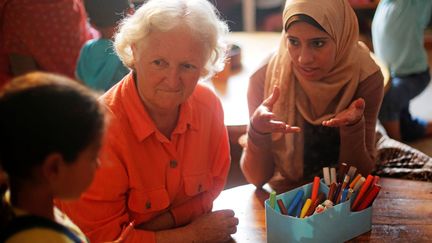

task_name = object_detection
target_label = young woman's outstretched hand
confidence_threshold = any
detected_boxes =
[322,98,365,127]
[250,86,301,134]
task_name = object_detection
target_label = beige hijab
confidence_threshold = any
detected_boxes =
[264,0,379,185]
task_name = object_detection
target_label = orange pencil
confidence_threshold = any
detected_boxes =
[354,184,381,211]
[351,175,374,210]
[311,176,320,202]
[349,174,362,189]
[353,176,366,192]
[356,179,378,207]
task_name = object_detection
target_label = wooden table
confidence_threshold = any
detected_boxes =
[213,178,432,242]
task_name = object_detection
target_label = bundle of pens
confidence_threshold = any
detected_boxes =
[269,163,381,218]
[269,176,326,218]
[323,163,381,212]
[265,163,380,243]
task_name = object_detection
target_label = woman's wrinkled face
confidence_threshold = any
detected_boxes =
[132,26,208,113]
[286,21,336,82]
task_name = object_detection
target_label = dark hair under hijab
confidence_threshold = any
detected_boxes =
[285,14,326,32]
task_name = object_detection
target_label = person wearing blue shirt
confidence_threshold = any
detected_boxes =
[372,0,432,142]
[77,0,133,91]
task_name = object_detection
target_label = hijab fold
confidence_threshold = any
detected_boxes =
[264,0,379,185]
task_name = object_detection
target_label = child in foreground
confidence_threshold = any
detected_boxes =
[0,72,106,242]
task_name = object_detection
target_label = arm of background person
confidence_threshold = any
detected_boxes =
[8,53,39,76]
[339,70,384,175]
[240,63,276,188]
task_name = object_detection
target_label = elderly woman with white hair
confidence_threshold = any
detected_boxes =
[56,0,238,242]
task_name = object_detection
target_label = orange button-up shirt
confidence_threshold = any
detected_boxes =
[57,73,230,242]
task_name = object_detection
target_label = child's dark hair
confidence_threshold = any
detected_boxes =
[84,0,131,28]
[285,14,326,33]
[0,72,105,179]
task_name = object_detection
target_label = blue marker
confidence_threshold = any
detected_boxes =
[287,190,304,216]
[341,188,349,202]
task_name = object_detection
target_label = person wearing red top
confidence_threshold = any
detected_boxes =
[1,0,94,81]
[56,0,238,242]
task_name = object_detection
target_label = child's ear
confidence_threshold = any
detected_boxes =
[41,153,64,182]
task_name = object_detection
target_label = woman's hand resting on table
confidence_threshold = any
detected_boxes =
[322,98,365,127]
[154,209,238,243]
[185,209,239,242]
[250,86,301,134]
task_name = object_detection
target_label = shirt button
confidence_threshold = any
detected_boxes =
[146,200,151,209]
[170,160,178,168]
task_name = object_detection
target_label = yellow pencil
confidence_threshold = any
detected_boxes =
[300,198,312,218]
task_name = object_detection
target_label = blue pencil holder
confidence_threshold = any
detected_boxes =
[265,181,372,243]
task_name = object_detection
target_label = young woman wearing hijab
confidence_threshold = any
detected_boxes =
[240,0,384,192]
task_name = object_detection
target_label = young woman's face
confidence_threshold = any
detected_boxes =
[132,25,208,114]
[286,21,336,82]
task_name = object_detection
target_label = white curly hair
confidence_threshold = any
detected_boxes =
[114,0,229,79]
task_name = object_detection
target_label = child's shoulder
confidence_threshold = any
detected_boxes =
[0,208,87,243]
[2,223,78,243]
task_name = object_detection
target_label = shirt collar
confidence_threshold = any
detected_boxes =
[120,73,198,142]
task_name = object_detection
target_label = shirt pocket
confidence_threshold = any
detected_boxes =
[128,187,170,213]
[184,172,213,197]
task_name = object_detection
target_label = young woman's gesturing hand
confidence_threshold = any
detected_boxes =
[250,86,301,134]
